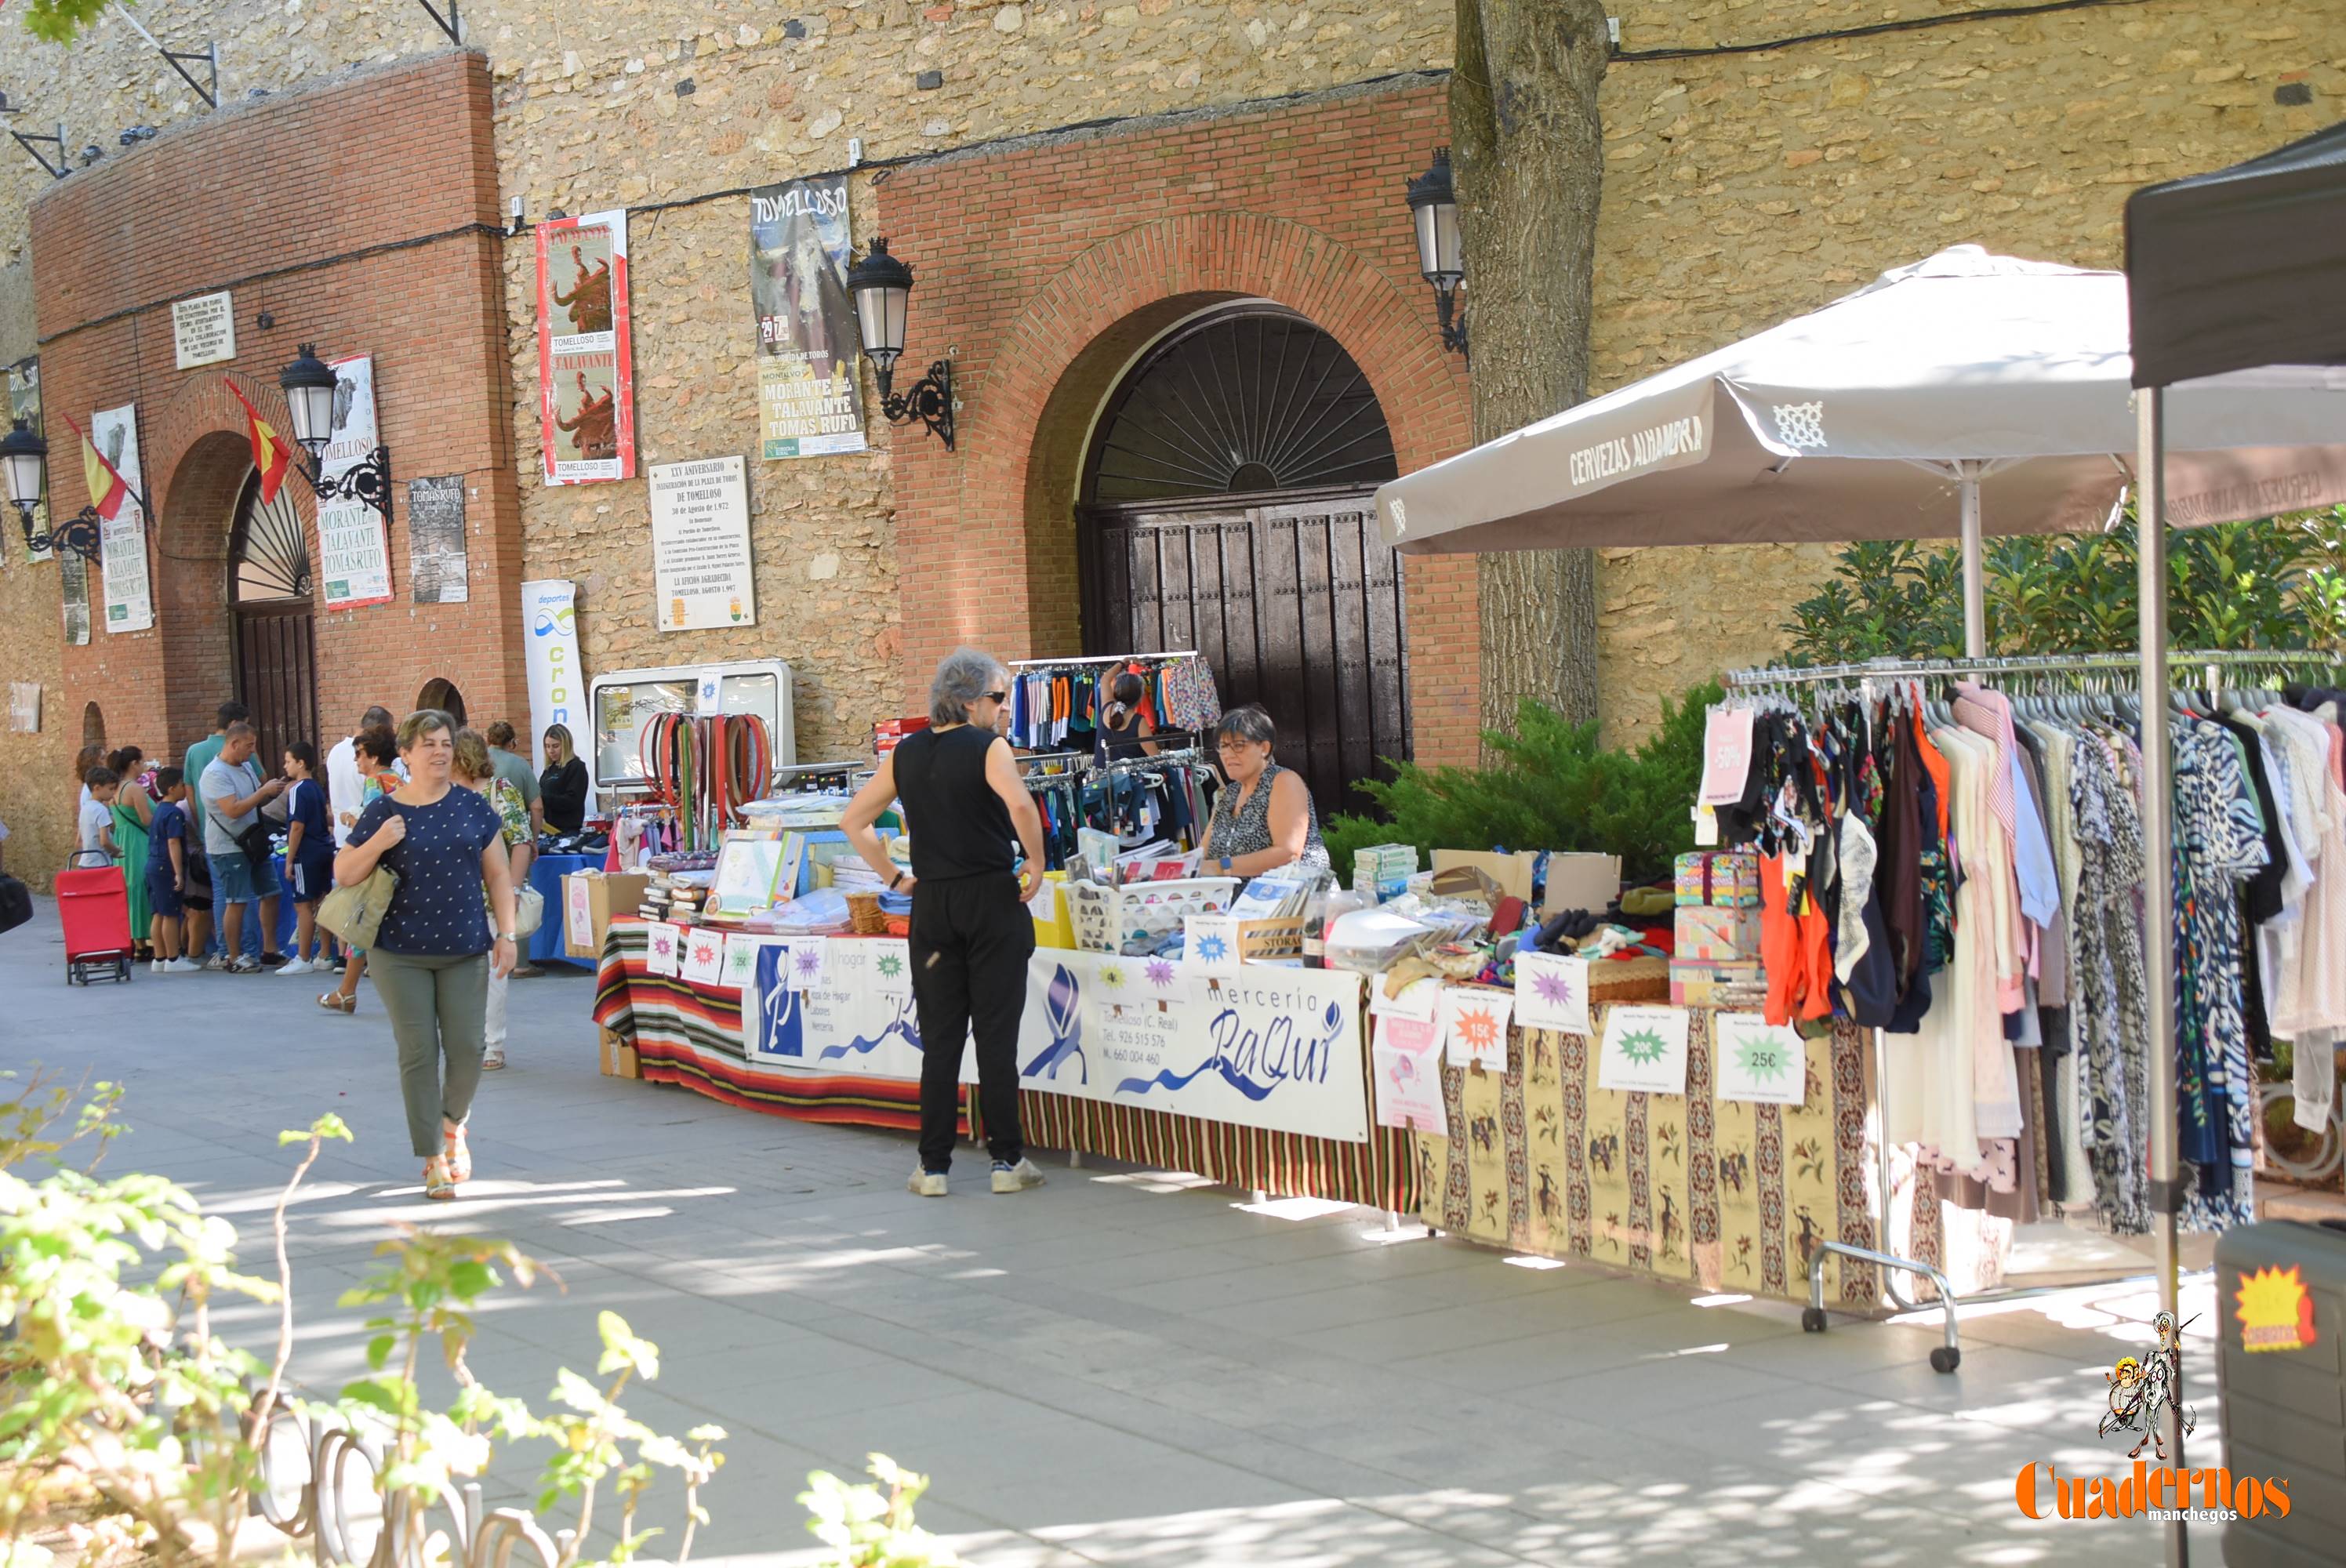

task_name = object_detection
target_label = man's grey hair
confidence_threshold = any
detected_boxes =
[929,647,1004,727]
[360,706,394,731]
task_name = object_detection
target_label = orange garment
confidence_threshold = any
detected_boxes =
[1760,851,1804,1026]
[1912,707,1954,855]
[1795,878,1835,1022]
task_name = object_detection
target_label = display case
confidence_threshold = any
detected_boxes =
[589,659,797,792]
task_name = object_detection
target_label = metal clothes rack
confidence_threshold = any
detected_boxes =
[1006,649,1201,670]
[1722,648,2345,1367]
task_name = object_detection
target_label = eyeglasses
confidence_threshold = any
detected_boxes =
[981,690,1007,703]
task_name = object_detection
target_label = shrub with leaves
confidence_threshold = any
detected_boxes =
[1324,682,1718,886]
[801,1457,959,1568]
[1784,505,2346,662]
[1,1076,728,1568]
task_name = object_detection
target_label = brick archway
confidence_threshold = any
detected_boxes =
[891,211,1480,766]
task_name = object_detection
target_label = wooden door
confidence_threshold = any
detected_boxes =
[233,602,318,772]
[1084,488,1410,818]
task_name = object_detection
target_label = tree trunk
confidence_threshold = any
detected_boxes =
[1452,0,1609,746]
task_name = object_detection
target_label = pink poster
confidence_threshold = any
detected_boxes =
[1372,1014,1447,1136]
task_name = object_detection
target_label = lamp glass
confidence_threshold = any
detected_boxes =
[285,381,336,451]
[855,283,908,368]
[1414,200,1462,285]
[2,441,42,511]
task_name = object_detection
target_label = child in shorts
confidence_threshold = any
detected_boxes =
[144,769,199,972]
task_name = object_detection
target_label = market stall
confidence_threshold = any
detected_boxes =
[1371,241,2346,1335]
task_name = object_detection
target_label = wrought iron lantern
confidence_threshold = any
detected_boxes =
[1404,147,1467,358]
[2,416,108,563]
[846,238,955,450]
[279,343,392,522]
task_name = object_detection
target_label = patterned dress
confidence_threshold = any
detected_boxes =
[2069,730,2152,1234]
[2174,717,2270,1232]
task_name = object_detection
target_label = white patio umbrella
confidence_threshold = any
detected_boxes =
[1374,245,2346,655]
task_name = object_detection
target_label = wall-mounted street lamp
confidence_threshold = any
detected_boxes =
[846,238,955,451]
[0,416,154,564]
[278,344,393,523]
[1404,147,1467,358]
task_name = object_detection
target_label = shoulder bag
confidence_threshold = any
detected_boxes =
[318,864,400,949]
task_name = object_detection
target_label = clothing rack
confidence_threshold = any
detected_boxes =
[1007,650,1201,670]
[1726,648,2344,689]
[1720,648,2346,1335]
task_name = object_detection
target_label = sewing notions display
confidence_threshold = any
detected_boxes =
[640,710,773,852]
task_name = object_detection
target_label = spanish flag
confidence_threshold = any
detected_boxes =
[223,377,292,503]
[60,412,132,523]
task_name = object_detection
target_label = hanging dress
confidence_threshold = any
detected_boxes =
[2174,717,2272,1232]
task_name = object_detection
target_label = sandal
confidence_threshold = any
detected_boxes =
[319,991,356,1014]
[442,1122,472,1184]
[423,1156,456,1201]
[481,1047,507,1072]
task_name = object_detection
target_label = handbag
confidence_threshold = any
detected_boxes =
[496,883,546,940]
[318,864,400,949]
[0,873,32,936]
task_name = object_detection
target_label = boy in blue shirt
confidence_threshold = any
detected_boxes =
[145,769,201,974]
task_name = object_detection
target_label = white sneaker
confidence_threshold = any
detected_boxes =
[278,957,314,977]
[907,1169,949,1198]
[990,1158,1047,1194]
[162,957,202,974]
[150,959,163,973]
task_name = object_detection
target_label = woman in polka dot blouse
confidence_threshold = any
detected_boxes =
[335,708,519,1200]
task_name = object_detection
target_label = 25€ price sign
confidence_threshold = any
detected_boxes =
[1712,1012,1808,1107]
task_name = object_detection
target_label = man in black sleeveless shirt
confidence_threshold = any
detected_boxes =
[845,648,1050,1196]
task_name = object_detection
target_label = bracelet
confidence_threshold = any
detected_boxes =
[889,871,905,890]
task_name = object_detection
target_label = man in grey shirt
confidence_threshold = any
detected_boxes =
[202,721,288,973]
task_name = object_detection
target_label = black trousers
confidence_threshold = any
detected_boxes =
[910,871,1035,1171]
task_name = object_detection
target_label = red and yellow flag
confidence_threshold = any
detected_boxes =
[59,412,132,523]
[223,378,292,503]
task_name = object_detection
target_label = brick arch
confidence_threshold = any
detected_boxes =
[895,211,1476,761]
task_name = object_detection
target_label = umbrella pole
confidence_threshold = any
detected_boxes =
[2136,386,2188,1568]
[1959,468,1987,658]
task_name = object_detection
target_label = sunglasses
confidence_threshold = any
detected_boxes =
[982,690,1007,703]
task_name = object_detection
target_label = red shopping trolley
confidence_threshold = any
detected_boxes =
[58,850,133,985]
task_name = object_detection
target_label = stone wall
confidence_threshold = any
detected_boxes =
[1586,0,2342,739]
[0,262,74,887]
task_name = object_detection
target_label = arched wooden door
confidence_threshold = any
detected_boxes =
[1079,307,1408,816]
[227,470,318,771]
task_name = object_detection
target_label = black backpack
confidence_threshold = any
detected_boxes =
[0,874,31,937]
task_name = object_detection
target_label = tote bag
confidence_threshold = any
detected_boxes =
[317,865,399,949]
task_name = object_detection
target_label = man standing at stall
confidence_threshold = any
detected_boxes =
[842,648,1049,1198]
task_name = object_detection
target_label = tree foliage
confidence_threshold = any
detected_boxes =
[19,0,114,45]
[1782,506,2346,663]
[1325,682,1718,885]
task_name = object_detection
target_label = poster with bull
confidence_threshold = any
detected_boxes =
[748,176,867,459]
[536,209,637,485]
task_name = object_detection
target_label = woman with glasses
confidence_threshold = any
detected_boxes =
[843,648,1050,1200]
[1202,704,1331,880]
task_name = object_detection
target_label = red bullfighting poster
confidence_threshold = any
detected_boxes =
[536,209,637,485]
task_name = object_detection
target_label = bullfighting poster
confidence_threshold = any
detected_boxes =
[89,402,153,634]
[318,354,392,608]
[536,209,636,485]
[748,176,866,459]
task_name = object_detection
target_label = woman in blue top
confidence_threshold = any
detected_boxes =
[335,709,519,1200]
[280,742,337,976]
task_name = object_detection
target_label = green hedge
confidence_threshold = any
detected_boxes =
[1324,681,1719,887]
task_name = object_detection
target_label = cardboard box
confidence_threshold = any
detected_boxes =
[1033,871,1077,950]
[1542,853,1624,919]
[1669,960,1764,1008]
[565,871,651,960]
[1432,849,1539,902]
[597,1027,641,1080]
[1675,905,1763,964]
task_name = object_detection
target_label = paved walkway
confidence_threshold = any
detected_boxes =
[5,903,2224,1565]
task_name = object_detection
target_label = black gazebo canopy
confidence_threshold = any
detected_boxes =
[2125,118,2346,387]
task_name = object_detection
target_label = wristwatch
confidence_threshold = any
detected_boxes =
[1218,856,1233,873]
[496,930,518,942]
